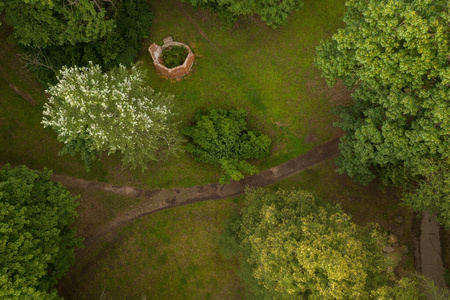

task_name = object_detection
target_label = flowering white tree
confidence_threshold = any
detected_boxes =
[42,63,183,170]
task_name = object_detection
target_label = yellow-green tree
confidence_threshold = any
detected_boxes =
[234,188,422,299]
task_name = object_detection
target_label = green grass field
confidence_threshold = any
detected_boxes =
[59,198,246,299]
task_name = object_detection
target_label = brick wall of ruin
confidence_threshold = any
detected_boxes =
[149,41,194,80]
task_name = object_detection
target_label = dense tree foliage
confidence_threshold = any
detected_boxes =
[234,188,414,299]
[2,0,152,85]
[402,160,450,228]
[1,0,114,48]
[221,188,450,299]
[315,0,450,223]
[0,2,4,25]
[42,63,184,171]
[183,109,271,183]
[0,165,80,299]
[180,0,303,28]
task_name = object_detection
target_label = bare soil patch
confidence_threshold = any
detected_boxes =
[305,67,353,107]
[8,83,36,106]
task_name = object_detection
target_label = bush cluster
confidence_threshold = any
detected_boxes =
[161,46,188,68]
[180,0,303,28]
[183,109,271,183]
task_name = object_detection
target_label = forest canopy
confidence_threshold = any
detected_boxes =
[0,165,81,299]
[315,0,450,226]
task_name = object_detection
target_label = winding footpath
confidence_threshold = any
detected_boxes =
[50,137,448,293]
[53,137,340,250]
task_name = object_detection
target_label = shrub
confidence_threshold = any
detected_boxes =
[444,269,450,287]
[180,0,303,28]
[183,109,271,184]
[161,46,188,68]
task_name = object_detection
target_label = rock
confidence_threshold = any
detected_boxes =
[384,252,402,276]
[395,215,404,223]
[389,233,399,244]
[383,245,395,253]
[392,242,399,248]
[401,245,409,254]
[163,36,173,44]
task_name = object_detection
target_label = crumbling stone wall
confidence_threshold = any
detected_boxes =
[149,37,194,80]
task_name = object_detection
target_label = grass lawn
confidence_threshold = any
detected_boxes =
[58,194,246,300]
[0,0,349,189]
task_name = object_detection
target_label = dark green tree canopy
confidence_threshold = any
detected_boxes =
[0,2,3,24]
[316,0,450,184]
[2,0,114,48]
[0,165,81,299]
[402,159,450,228]
[183,109,271,183]
[315,0,450,224]
[180,0,303,28]
[2,0,152,85]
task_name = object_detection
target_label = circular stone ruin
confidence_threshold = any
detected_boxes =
[148,36,194,79]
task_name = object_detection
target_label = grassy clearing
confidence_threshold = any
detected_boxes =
[60,197,246,300]
[141,0,348,169]
[274,159,406,226]
[0,0,348,189]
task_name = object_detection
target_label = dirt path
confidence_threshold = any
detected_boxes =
[8,83,37,106]
[419,212,448,294]
[56,137,340,297]
[52,137,340,251]
[51,137,448,296]
[176,1,222,52]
